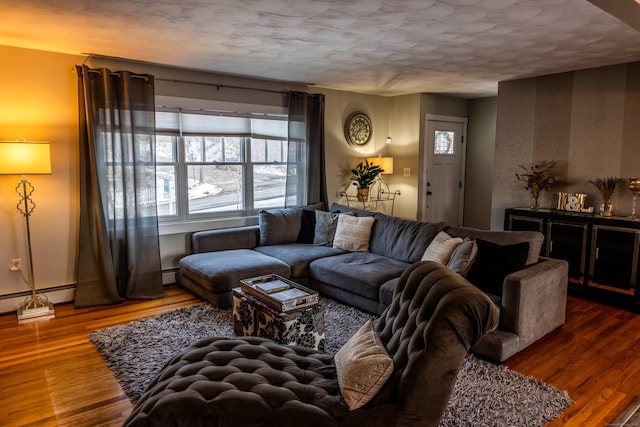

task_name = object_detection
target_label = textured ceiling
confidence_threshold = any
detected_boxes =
[2,0,640,97]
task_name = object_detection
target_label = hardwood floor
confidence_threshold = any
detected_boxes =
[0,286,638,426]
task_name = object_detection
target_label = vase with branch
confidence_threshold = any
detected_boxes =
[589,177,621,217]
[515,160,559,210]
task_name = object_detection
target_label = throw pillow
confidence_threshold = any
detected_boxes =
[467,239,530,295]
[334,320,394,411]
[333,215,375,252]
[446,238,478,277]
[297,209,317,243]
[421,231,464,264]
[259,207,302,246]
[314,211,352,246]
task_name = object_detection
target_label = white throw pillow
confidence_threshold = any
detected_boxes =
[333,215,375,252]
[421,231,464,264]
[334,320,394,410]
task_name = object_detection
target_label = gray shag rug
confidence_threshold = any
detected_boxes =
[89,299,572,426]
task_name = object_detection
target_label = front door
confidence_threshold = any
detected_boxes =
[421,118,466,226]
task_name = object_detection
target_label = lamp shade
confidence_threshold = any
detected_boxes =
[367,156,394,175]
[0,142,51,175]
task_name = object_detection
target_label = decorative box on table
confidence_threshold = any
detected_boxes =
[232,286,325,351]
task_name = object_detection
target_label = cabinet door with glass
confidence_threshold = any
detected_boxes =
[589,225,640,297]
[547,220,589,286]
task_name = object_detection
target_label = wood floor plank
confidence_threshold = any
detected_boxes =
[0,287,638,426]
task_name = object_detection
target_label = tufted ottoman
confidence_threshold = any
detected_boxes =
[124,336,348,427]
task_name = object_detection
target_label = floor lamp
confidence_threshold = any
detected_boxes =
[0,139,54,321]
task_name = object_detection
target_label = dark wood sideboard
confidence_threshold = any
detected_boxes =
[505,207,640,312]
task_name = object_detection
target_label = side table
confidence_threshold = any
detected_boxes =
[232,287,326,351]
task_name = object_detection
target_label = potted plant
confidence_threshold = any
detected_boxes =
[589,176,622,217]
[350,160,384,201]
[515,160,559,210]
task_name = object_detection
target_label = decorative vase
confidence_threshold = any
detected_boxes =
[356,187,369,202]
[602,200,613,217]
[530,184,540,210]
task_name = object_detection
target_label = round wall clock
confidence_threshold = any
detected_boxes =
[344,112,372,146]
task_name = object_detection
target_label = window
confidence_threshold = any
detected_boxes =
[155,107,293,221]
[434,130,455,155]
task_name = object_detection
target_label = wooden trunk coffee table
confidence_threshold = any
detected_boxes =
[232,286,326,351]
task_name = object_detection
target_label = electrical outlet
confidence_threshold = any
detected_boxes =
[10,259,21,272]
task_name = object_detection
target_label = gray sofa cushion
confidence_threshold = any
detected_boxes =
[255,244,347,278]
[369,213,446,263]
[179,249,291,293]
[259,202,326,246]
[309,252,410,300]
[259,207,303,246]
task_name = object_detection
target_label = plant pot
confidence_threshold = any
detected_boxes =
[356,187,369,202]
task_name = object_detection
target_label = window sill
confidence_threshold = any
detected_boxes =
[159,215,258,236]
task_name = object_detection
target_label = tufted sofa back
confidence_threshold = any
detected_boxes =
[363,261,499,426]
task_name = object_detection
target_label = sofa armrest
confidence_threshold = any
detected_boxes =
[500,257,569,348]
[191,226,260,253]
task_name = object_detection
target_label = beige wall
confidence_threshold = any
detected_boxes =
[322,88,391,212]
[388,94,421,219]
[492,62,640,229]
[466,97,497,229]
[0,45,82,304]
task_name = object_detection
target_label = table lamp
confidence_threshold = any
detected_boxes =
[0,139,54,321]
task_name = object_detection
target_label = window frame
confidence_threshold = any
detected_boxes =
[155,129,291,223]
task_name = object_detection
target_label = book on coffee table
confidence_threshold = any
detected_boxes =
[240,274,319,312]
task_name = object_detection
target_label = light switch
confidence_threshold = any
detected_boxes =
[403,168,410,177]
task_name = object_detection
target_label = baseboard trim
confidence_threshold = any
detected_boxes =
[0,284,76,316]
[0,269,179,316]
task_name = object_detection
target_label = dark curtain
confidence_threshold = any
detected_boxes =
[74,65,164,307]
[285,92,327,207]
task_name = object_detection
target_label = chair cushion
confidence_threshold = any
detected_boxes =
[335,320,393,410]
[179,249,291,293]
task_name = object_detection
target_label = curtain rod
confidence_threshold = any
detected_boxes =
[81,53,313,95]
[77,66,151,82]
[155,77,292,95]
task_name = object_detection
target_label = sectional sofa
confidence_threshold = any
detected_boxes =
[177,202,568,362]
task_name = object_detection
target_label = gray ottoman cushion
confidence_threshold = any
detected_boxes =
[179,249,291,293]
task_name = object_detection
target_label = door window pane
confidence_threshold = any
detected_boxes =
[434,130,455,155]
